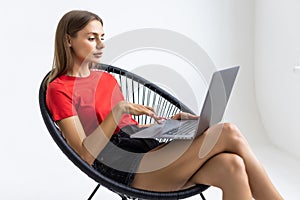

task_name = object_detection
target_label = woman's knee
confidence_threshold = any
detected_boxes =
[220,123,247,149]
[223,154,245,173]
[222,123,240,137]
[218,154,249,183]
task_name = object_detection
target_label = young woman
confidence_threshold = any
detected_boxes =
[46,10,283,200]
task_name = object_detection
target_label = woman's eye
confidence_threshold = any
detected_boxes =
[101,37,105,41]
[88,37,95,41]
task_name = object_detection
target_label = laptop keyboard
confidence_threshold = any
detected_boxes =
[162,120,198,136]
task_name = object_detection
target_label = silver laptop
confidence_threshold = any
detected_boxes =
[130,66,240,140]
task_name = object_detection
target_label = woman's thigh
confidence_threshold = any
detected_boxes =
[131,123,244,192]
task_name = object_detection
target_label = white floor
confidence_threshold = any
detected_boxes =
[2,140,299,200]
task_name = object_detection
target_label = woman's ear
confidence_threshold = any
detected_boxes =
[66,34,72,47]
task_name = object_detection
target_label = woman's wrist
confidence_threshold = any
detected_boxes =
[115,101,127,115]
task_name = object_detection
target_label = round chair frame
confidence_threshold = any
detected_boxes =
[39,63,209,200]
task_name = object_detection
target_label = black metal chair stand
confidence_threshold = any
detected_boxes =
[39,63,209,200]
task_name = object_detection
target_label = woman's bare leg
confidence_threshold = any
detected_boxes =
[131,123,283,199]
[205,123,282,200]
[184,153,252,200]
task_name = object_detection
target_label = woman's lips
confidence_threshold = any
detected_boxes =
[93,52,103,57]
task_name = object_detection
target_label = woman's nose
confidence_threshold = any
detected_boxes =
[96,40,105,49]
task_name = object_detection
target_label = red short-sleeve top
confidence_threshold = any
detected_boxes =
[46,70,138,136]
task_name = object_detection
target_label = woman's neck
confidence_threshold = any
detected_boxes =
[66,63,91,77]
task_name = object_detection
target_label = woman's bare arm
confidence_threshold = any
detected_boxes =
[57,101,161,165]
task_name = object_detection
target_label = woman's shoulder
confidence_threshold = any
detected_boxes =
[47,75,71,95]
[48,76,65,88]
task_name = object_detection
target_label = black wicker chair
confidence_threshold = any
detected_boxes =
[39,63,209,200]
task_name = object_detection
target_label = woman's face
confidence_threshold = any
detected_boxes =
[68,20,105,66]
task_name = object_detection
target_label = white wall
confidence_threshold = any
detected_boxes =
[101,0,266,146]
[0,0,272,199]
[255,0,300,159]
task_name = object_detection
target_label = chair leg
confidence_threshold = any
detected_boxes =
[87,184,101,200]
[118,194,128,200]
[200,192,206,200]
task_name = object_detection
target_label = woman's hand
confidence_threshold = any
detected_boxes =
[117,101,163,123]
[171,112,199,120]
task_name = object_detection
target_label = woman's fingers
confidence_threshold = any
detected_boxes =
[126,102,157,117]
[171,112,199,120]
[124,102,200,124]
[149,112,166,124]
[123,102,170,124]
[144,105,155,112]
[186,113,200,120]
[132,104,165,124]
